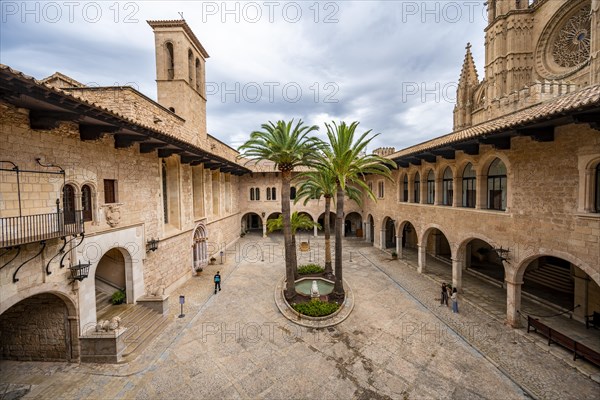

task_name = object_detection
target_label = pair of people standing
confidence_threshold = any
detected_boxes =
[440,282,458,313]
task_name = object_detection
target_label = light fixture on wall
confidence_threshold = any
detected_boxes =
[493,246,511,264]
[146,238,159,252]
[261,212,265,217]
[69,261,91,281]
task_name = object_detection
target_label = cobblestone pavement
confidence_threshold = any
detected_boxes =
[0,234,598,399]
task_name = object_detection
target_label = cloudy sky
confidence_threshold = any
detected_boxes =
[1,1,489,151]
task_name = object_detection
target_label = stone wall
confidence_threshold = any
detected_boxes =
[0,293,70,361]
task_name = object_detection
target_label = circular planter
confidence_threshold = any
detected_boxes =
[274,276,354,328]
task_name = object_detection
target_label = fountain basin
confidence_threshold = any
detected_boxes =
[295,277,334,296]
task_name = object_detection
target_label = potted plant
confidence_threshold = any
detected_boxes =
[391,251,398,260]
[111,290,126,305]
[194,266,203,275]
[209,257,216,265]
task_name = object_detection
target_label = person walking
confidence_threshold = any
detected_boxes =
[440,283,448,306]
[451,287,459,313]
[214,271,221,294]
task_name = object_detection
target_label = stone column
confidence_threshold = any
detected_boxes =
[313,225,318,237]
[452,175,460,207]
[573,267,589,323]
[380,229,385,249]
[396,235,402,259]
[365,222,370,242]
[476,173,485,209]
[452,258,463,292]
[262,223,267,238]
[591,0,600,85]
[417,245,426,273]
[506,279,523,328]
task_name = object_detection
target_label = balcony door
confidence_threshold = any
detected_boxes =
[63,184,76,224]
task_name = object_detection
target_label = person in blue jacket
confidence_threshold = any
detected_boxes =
[214,271,221,294]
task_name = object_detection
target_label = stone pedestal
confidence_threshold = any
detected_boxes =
[137,294,170,315]
[79,327,127,363]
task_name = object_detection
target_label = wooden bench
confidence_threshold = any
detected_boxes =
[527,316,600,367]
[585,311,599,329]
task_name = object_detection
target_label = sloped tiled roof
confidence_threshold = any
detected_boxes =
[387,83,600,160]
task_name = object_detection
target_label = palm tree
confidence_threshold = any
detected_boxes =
[295,166,361,277]
[321,121,396,298]
[238,120,320,300]
[266,211,321,238]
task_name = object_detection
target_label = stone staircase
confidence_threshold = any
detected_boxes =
[524,263,573,293]
[97,303,170,362]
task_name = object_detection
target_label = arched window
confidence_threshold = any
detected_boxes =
[442,167,453,206]
[195,58,201,92]
[255,187,260,201]
[162,160,169,223]
[290,186,297,200]
[487,158,507,211]
[595,164,600,212]
[63,184,76,224]
[413,173,420,203]
[250,188,255,201]
[82,184,93,222]
[188,49,194,84]
[462,163,476,208]
[267,187,272,200]
[402,174,408,202]
[271,187,277,201]
[426,170,435,204]
[166,42,174,80]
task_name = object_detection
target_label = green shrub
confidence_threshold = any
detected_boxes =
[292,299,339,317]
[297,264,324,275]
[111,290,126,305]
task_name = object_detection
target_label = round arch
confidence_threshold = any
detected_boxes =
[382,216,396,249]
[192,222,209,272]
[0,291,79,361]
[514,251,598,287]
[344,211,362,237]
[367,214,375,244]
[93,247,134,312]
[476,152,512,177]
[241,212,263,232]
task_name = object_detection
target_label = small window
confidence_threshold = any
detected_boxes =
[166,42,174,80]
[290,186,296,200]
[250,188,255,201]
[271,187,277,201]
[487,158,507,211]
[267,187,272,201]
[63,184,76,224]
[426,170,435,204]
[188,49,194,84]
[378,181,384,198]
[195,58,201,92]
[104,179,117,204]
[462,163,476,208]
[402,174,408,202]
[414,172,421,203]
[442,167,453,206]
[82,184,93,222]
[255,187,260,201]
[368,182,373,192]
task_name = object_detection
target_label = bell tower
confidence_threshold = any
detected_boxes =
[147,20,209,143]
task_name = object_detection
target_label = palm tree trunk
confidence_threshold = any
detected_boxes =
[281,170,297,299]
[333,184,345,297]
[324,195,333,276]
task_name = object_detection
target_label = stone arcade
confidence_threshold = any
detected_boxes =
[1,0,599,365]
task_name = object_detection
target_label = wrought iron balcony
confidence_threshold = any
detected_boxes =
[0,209,84,248]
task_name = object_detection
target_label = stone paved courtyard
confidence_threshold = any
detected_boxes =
[1,235,598,399]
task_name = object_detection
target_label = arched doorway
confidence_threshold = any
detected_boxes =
[344,212,362,237]
[383,217,396,249]
[425,228,451,263]
[400,221,418,250]
[367,214,375,244]
[193,223,208,272]
[241,212,263,233]
[95,248,130,318]
[0,293,77,361]
[317,212,336,235]
[266,212,282,236]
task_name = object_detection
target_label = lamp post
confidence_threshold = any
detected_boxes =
[179,295,185,318]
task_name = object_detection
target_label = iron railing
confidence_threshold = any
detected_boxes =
[0,209,84,248]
